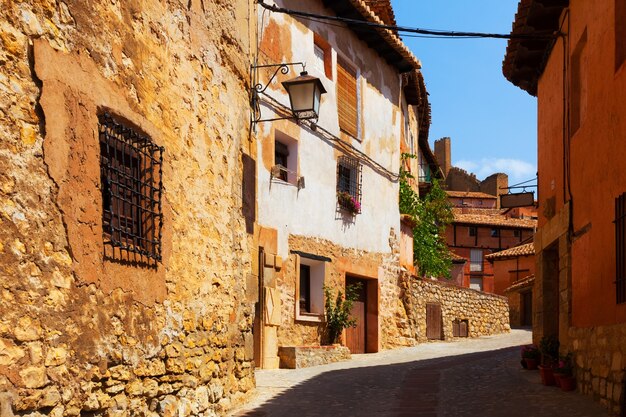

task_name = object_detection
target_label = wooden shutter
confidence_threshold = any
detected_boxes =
[337,60,358,138]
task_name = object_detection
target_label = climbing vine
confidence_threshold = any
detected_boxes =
[399,154,453,278]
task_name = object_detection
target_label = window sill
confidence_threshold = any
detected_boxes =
[296,313,324,323]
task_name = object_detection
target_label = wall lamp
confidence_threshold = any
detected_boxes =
[251,62,326,124]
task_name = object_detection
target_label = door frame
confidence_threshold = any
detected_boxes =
[343,274,379,353]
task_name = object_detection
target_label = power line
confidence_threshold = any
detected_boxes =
[257,0,558,40]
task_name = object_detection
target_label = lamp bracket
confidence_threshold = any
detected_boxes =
[251,62,307,124]
[251,62,306,95]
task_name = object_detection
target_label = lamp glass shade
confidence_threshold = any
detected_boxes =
[282,72,326,119]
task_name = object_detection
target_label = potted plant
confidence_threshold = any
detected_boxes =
[521,345,540,370]
[337,191,361,215]
[538,335,559,385]
[553,353,576,391]
[323,282,362,345]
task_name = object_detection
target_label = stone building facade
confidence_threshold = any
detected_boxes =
[504,0,626,414]
[0,1,256,415]
[251,0,426,365]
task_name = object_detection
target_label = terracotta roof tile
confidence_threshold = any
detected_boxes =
[447,191,497,199]
[362,0,397,28]
[336,0,422,71]
[504,274,535,293]
[485,243,535,260]
[452,211,537,229]
[450,252,467,263]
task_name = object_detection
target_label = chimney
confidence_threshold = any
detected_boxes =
[434,137,451,177]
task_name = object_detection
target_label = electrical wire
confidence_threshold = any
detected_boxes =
[257,0,558,40]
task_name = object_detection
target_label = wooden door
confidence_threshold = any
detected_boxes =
[426,303,443,340]
[345,277,367,354]
[522,291,533,326]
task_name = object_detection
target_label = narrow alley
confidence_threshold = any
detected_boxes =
[232,330,608,417]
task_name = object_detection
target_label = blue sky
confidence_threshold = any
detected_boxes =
[390,0,537,185]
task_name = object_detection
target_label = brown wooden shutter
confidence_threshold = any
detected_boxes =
[337,60,358,138]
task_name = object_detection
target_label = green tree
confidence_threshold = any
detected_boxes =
[399,155,453,278]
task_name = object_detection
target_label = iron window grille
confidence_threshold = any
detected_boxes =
[99,113,164,263]
[336,156,362,214]
[615,193,626,303]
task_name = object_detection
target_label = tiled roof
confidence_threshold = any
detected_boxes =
[452,208,505,216]
[452,211,537,229]
[504,274,535,293]
[450,252,467,263]
[322,0,421,72]
[502,0,568,96]
[447,191,497,199]
[362,0,397,28]
[485,243,535,260]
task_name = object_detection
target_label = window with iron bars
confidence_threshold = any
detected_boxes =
[336,156,362,214]
[615,192,626,303]
[99,113,164,263]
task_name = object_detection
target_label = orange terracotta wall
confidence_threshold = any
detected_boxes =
[446,224,533,293]
[537,0,626,326]
[491,255,535,296]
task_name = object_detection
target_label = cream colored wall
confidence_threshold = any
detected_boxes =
[256,2,404,260]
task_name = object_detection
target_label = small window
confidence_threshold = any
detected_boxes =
[470,249,483,272]
[513,229,521,237]
[274,140,289,182]
[299,264,311,312]
[296,255,326,321]
[337,57,359,138]
[491,228,500,237]
[336,156,362,214]
[99,113,164,263]
[313,33,333,79]
[469,226,477,237]
[272,131,298,185]
[470,277,483,291]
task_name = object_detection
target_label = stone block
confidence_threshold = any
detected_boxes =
[0,338,25,366]
[19,366,48,389]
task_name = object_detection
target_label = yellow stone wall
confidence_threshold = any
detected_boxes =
[0,1,255,415]
[568,324,626,415]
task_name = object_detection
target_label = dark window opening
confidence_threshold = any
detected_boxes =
[514,229,521,237]
[336,156,362,213]
[615,192,626,303]
[469,226,477,237]
[491,228,500,237]
[299,264,311,313]
[274,140,289,182]
[616,0,626,72]
[99,113,164,263]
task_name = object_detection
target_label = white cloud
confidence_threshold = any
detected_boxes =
[454,158,536,184]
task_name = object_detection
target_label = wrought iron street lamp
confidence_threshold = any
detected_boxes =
[282,71,326,120]
[251,62,326,124]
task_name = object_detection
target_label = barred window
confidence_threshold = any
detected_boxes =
[615,193,626,303]
[336,156,362,214]
[99,113,164,263]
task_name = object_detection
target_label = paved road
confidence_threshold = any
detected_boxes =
[231,330,609,417]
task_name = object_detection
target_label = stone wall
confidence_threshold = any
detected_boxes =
[567,324,626,416]
[0,1,255,416]
[400,274,510,342]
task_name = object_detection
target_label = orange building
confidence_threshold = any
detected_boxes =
[485,243,535,327]
[445,192,536,293]
[504,0,626,413]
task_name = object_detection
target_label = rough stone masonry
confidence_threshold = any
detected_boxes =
[0,1,256,416]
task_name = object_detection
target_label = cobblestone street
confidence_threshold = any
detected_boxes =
[231,330,609,417]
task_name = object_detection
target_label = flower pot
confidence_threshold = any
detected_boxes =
[553,372,563,388]
[539,365,556,386]
[524,358,538,370]
[559,376,576,391]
